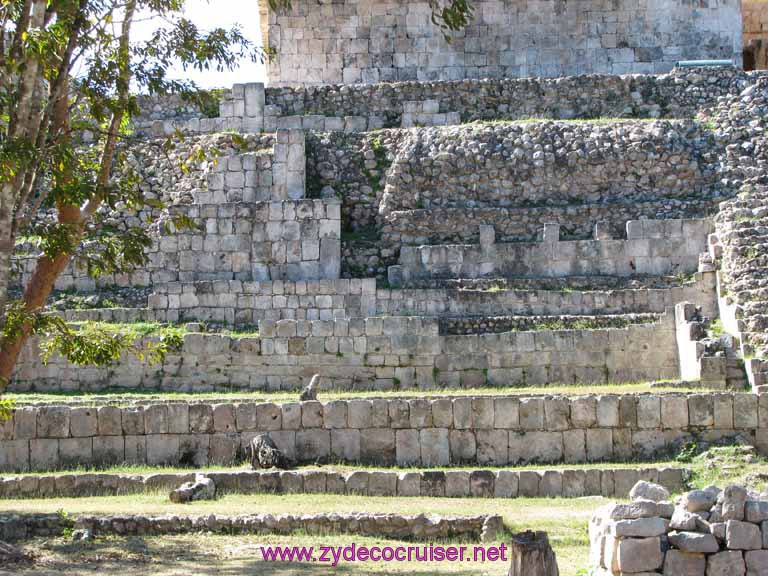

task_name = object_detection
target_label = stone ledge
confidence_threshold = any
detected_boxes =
[0,512,498,543]
[0,466,687,500]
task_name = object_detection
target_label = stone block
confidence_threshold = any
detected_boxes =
[235,403,258,431]
[518,471,540,497]
[345,471,368,494]
[124,435,147,464]
[444,471,470,497]
[146,434,179,466]
[597,395,620,427]
[661,395,689,429]
[213,404,237,433]
[616,537,663,573]
[144,405,169,435]
[396,429,420,466]
[167,404,189,434]
[331,429,360,461]
[420,472,446,497]
[563,429,586,463]
[539,470,563,497]
[494,397,519,429]
[431,399,453,428]
[281,403,302,430]
[301,401,324,428]
[495,471,519,498]
[348,400,372,428]
[323,401,347,429]
[37,407,70,438]
[663,550,706,576]
[97,406,122,436]
[519,398,544,430]
[210,433,240,466]
[637,395,661,429]
[29,438,58,471]
[726,520,762,550]
[668,531,720,553]
[122,407,145,435]
[360,428,395,465]
[471,398,494,428]
[544,398,570,431]
[470,470,495,498]
[612,517,669,538]
[509,431,563,464]
[368,472,397,497]
[92,436,125,467]
[571,396,597,428]
[706,551,745,576]
[189,404,214,433]
[453,398,472,429]
[397,472,421,497]
[0,440,29,472]
[420,428,449,466]
[13,408,37,439]
[296,429,330,463]
[257,403,282,430]
[476,429,507,465]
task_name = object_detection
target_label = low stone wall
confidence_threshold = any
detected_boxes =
[0,392,762,472]
[0,512,495,542]
[390,219,711,285]
[76,271,711,327]
[0,466,687,500]
[381,199,718,249]
[12,313,678,392]
[439,314,659,336]
[590,484,768,575]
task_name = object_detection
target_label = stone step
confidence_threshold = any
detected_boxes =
[0,465,688,500]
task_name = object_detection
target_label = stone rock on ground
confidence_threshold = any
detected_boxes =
[680,489,717,513]
[299,374,320,402]
[480,515,504,543]
[630,480,671,503]
[249,433,290,469]
[0,540,31,564]
[169,474,216,503]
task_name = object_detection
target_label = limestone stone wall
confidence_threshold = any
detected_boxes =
[0,392,763,472]
[390,219,712,286]
[133,271,716,326]
[377,121,713,215]
[11,313,678,392]
[744,0,768,69]
[15,200,342,288]
[0,466,687,499]
[265,0,742,86]
[136,69,766,138]
[0,511,493,542]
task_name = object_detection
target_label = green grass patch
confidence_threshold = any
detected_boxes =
[6,382,712,406]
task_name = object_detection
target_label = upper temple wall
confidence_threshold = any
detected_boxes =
[743,0,768,69]
[265,0,744,86]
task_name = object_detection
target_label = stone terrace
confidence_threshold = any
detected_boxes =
[4,67,768,573]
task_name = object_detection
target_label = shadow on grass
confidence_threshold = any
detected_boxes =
[5,534,498,576]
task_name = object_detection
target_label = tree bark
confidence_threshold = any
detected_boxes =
[507,531,559,576]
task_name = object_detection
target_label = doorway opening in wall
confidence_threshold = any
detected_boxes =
[743,41,764,71]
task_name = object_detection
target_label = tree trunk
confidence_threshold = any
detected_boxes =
[0,190,13,321]
[507,531,559,576]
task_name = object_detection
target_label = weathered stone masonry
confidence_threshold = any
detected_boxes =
[0,392,765,472]
[264,0,742,86]
[12,312,678,392]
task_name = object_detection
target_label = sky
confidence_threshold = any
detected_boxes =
[133,0,267,88]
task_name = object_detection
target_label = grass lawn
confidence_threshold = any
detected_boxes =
[1,495,597,576]
[7,381,710,406]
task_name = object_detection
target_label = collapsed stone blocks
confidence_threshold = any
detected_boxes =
[591,482,768,576]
